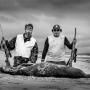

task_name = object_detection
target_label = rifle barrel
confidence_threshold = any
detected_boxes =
[67,27,77,67]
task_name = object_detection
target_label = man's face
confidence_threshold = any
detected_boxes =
[52,29,61,37]
[25,26,33,39]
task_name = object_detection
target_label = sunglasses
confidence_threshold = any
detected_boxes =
[53,29,60,32]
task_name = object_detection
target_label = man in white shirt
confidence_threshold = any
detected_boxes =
[41,24,76,65]
[1,23,38,67]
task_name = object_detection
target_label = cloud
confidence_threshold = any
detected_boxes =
[0,0,90,12]
[0,0,90,19]
[0,0,90,54]
[0,0,90,22]
[0,0,20,11]
[17,0,90,8]
[0,14,16,23]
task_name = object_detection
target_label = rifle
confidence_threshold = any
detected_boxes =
[66,28,77,67]
[0,24,11,67]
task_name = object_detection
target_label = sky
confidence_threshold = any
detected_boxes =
[0,0,90,54]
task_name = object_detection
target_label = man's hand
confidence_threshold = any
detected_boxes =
[41,59,45,62]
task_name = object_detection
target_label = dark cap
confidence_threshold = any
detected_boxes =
[53,24,62,31]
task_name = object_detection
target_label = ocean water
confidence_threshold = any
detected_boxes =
[0,51,90,74]
[37,51,90,74]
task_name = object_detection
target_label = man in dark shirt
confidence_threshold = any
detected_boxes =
[41,24,76,65]
[1,23,38,67]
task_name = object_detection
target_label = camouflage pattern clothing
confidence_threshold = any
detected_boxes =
[6,36,38,67]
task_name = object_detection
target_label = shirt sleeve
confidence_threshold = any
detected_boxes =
[6,36,17,50]
[41,37,49,59]
[0,43,1,49]
[0,44,1,49]
[64,36,73,49]
[29,42,38,63]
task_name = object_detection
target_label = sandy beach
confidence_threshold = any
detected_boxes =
[0,51,90,90]
[0,73,90,90]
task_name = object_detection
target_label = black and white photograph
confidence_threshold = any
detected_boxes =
[0,0,90,90]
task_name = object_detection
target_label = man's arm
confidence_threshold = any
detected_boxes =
[6,37,17,50]
[0,45,1,49]
[29,42,38,63]
[41,37,49,62]
[64,37,73,49]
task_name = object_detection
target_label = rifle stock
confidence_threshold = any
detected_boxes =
[67,28,77,67]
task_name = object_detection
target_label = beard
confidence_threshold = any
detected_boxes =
[24,32,32,39]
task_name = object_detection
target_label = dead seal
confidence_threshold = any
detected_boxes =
[0,62,90,78]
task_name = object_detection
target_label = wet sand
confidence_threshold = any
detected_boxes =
[0,51,90,90]
[0,73,90,90]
